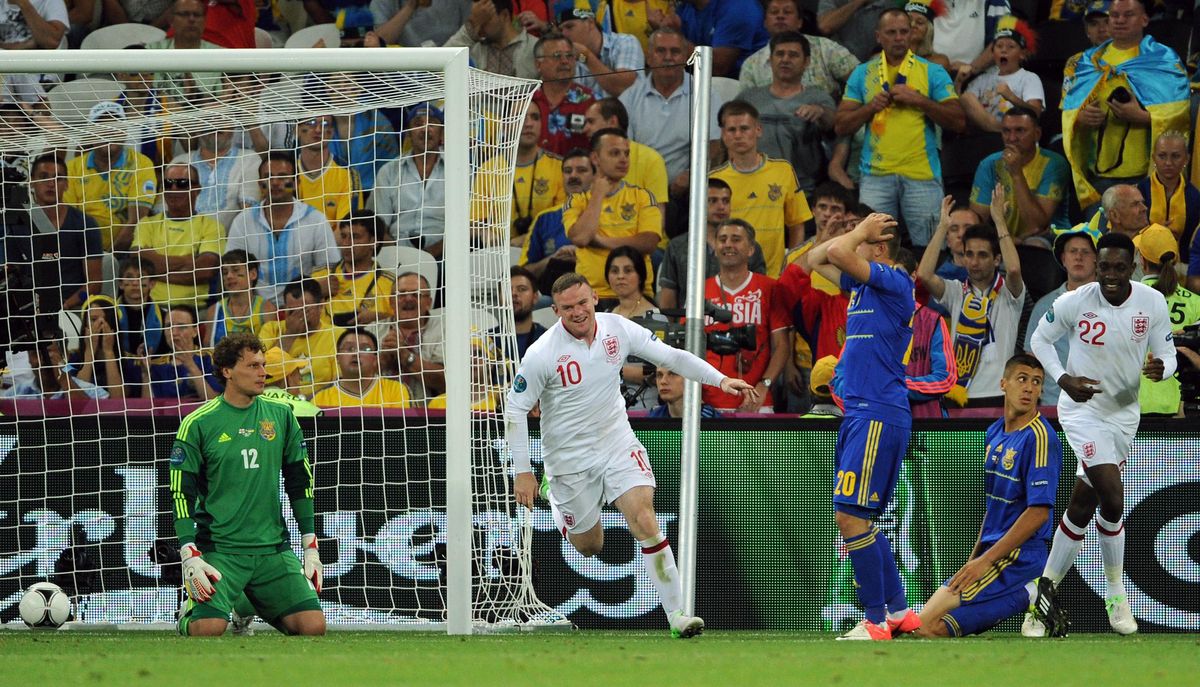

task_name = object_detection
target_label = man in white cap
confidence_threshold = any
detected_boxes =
[64,101,158,253]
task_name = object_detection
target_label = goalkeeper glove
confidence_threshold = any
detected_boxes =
[180,543,222,603]
[302,533,322,594]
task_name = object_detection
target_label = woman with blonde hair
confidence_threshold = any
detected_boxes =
[904,0,952,72]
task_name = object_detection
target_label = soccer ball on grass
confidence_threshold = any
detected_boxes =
[19,582,71,629]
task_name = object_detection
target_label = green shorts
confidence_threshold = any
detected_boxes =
[180,550,320,629]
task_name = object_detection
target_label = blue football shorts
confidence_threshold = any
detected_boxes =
[832,417,910,518]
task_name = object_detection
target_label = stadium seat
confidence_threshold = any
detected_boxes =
[285,23,341,49]
[59,309,83,355]
[532,307,558,329]
[710,77,741,107]
[255,27,275,49]
[79,23,166,51]
[47,78,124,126]
[99,252,117,299]
[377,245,439,293]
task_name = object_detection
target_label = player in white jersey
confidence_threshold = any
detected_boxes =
[1027,233,1176,636]
[506,273,755,638]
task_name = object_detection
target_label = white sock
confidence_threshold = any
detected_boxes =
[1043,516,1088,585]
[1095,514,1126,599]
[1025,580,1039,608]
[639,533,683,616]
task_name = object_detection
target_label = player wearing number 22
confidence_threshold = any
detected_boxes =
[169,332,325,637]
[506,273,756,638]
[1028,232,1176,636]
[804,212,918,640]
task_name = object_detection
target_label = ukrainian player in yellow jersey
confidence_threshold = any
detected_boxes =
[312,328,410,409]
[170,332,324,636]
[64,101,158,252]
[834,9,965,247]
[473,104,565,245]
[563,128,663,299]
[710,100,812,277]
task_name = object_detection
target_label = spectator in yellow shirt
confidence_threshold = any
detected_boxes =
[313,328,411,409]
[311,213,396,328]
[64,101,158,252]
[296,114,363,223]
[581,97,669,224]
[131,163,224,311]
[258,278,341,398]
[563,128,663,299]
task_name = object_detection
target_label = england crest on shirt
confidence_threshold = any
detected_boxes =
[1132,315,1149,341]
[603,335,620,363]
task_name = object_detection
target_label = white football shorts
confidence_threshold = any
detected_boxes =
[546,439,656,534]
[1061,416,1136,482]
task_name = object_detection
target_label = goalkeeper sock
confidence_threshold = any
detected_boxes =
[873,530,909,616]
[1095,514,1126,599]
[640,533,683,615]
[1043,516,1088,585]
[844,529,886,625]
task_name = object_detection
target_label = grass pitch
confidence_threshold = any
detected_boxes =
[1,631,1195,686]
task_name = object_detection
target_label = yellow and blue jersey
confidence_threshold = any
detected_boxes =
[710,156,813,277]
[297,159,363,223]
[312,378,411,409]
[64,148,158,252]
[833,263,915,427]
[561,181,663,298]
[981,414,1061,546]
[843,54,957,181]
[971,147,1072,232]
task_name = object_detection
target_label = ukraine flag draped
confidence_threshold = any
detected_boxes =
[1061,36,1190,209]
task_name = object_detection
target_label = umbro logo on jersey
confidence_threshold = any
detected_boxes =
[218,433,232,443]
[557,355,571,362]
[1083,312,1097,319]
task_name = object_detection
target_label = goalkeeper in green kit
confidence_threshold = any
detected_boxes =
[170,332,325,636]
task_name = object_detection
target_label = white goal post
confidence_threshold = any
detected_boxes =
[0,47,563,634]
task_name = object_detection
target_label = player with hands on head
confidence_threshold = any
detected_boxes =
[1027,231,1176,637]
[913,354,1065,638]
[171,332,325,637]
[805,212,921,640]
[507,272,755,639]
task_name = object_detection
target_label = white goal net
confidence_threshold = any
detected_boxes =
[0,48,564,632]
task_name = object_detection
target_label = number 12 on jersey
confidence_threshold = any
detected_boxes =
[242,448,259,469]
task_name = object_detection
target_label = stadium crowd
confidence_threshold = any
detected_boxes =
[1,0,1199,418]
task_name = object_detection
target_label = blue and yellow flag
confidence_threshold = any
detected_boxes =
[1061,36,1190,208]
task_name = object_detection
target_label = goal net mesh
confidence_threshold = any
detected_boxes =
[0,61,564,630]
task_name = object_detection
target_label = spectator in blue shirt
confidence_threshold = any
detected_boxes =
[138,304,222,401]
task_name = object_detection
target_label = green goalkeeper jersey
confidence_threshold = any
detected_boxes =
[170,395,314,554]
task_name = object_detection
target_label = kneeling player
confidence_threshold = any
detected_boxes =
[507,274,755,638]
[912,354,1064,638]
[171,333,326,636]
